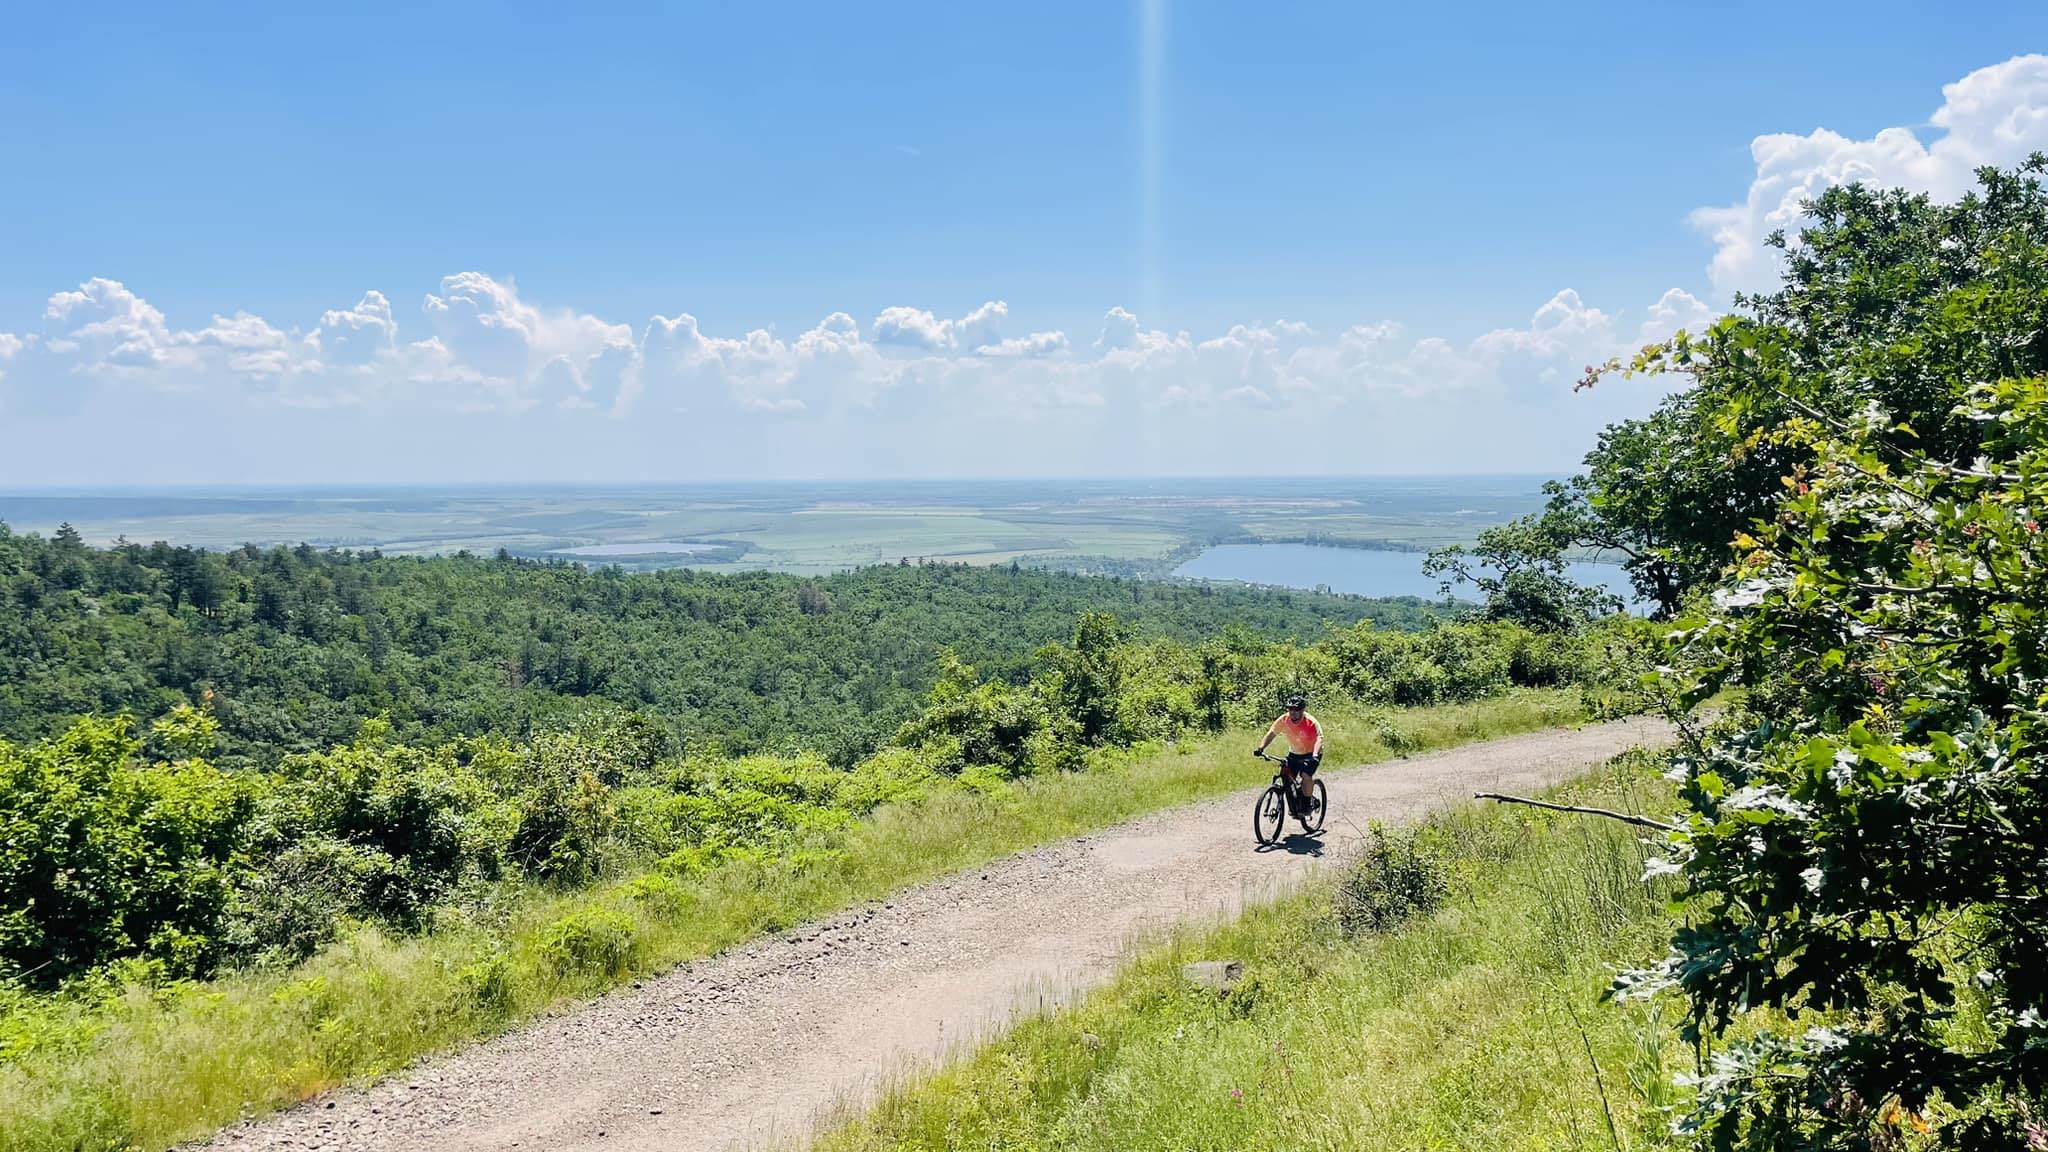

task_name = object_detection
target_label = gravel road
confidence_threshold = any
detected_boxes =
[193,716,1672,1152]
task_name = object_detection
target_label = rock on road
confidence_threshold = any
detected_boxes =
[194,716,1672,1152]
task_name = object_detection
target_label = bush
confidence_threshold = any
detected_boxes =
[837,747,940,813]
[264,731,508,923]
[224,835,384,962]
[1415,624,1513,701]
[1336,822,1451,937]
[0,717,254,985]
[537,908,641,980]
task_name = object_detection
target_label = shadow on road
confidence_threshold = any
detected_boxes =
[1255,831,1325,857]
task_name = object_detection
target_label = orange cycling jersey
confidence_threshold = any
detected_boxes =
[1268,711,1322,755]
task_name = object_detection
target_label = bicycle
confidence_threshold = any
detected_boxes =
[1252,750,1327,845]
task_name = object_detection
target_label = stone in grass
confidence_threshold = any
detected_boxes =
[1180,960,1243,992]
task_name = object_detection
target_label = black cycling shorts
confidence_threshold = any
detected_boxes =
[1284,752,1321,774]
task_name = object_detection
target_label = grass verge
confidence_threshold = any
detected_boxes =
[0,689,1586,1152]
[816,751,1684,1152]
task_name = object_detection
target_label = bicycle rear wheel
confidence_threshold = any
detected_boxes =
[1254,783,1287,845]
[1300,778,1328,833]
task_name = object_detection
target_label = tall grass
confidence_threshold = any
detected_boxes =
[0,690,1585,1152]
[817,753,1683,1152]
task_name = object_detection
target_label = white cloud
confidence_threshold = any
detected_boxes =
[43,277,194,377]
[315,291,398,368]
[1638,288,1714,343]
[976,330,1070,358]
[421,272,637,411]
[0,275,1722,480]
[1694,53,2048,296]
[3,270,1711,433]
[873,300,1009,350]
[192,312,297,377]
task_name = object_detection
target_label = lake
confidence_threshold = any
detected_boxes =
[1173,542,1640,606]
[556,541,709,557]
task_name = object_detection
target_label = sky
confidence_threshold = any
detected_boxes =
[2,1,2046,486]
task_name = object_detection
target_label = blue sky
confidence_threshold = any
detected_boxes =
[2,2,2045,484]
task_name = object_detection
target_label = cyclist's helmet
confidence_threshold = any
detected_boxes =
[1285,693,1307,709]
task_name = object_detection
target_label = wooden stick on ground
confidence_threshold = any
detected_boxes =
[1473,792,1678,832]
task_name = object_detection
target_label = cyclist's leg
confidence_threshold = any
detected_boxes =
[1284,753,1309,803]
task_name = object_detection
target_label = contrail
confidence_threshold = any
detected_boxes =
[1139,0,1164,326]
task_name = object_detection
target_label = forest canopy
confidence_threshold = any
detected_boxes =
[0,534,1438,772]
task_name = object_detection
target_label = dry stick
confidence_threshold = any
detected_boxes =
[1474,793,1678,833]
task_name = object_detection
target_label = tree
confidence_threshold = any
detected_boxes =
[1610,158,2048,1149]
[1473,157,2048,621]
[1424,516,1621,631]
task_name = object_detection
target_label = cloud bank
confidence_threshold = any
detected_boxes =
[0,273,1706,419]
[1695,53,2048,296]
[0,273,1708,482]
[7,55,2044,483]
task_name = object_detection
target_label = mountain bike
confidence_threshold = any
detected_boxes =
[1252,750,1327,845]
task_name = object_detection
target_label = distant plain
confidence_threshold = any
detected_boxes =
[0,476,1553,577]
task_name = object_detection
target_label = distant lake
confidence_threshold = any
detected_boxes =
[1174,542,1641,606]
[557,541,709,557]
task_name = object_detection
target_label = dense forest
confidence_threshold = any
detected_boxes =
[0,532,1437,771]
[1,601,1608,987]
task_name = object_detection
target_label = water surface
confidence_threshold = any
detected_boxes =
[1174,542,1639,605]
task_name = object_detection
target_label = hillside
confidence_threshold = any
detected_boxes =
[0,529,1437,770]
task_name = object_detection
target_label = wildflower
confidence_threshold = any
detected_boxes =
[1230,1087,1244,1105]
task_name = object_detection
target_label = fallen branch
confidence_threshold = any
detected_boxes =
[1473,792,1678,832]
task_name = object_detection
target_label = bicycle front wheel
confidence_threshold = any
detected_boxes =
[1254,784,1287,845]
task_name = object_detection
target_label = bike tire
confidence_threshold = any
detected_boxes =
[1300,778,1328,833]
[1253,784,1287,845]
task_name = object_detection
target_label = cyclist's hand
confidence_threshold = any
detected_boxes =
[1251,746,1263,758]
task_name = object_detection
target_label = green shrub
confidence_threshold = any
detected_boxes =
[1336,822,1451,937]
[537,908,641,980]
[224,835,383,961]
[458,951,514,1017]
[0,717,254,985]
[837,747,940,813]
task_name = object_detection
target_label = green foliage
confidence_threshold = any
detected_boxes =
[0,691,1590,1152]
[1424,515,1624,631]
[1603,158,2048,1148]
[537,908,642,980]
[1334,821,1451,936]
[0,532,1427,773]
[0,717,253,984]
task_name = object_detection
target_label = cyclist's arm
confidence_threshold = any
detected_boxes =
[1255,716,1281,753]
[1309,714,1324,756]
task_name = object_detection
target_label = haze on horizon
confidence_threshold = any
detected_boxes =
[2,3,2044,487]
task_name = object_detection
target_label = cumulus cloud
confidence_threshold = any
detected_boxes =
[421,273,637,411]
[976,330,1070,358]
[1694,53,2048,296]
[0,274,1732,481]
[2,270,1717,433]
[43,277,194,377]
[872,300,1009,349]
[315,291,397,368]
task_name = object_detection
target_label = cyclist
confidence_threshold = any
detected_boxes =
[1254,693,1322,812]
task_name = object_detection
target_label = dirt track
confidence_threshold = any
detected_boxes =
[194,716,1672,1152]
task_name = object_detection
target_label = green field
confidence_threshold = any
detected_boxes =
[0,476,1552,575]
